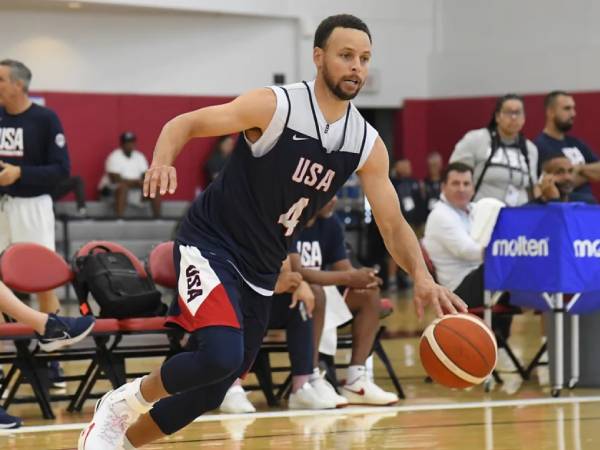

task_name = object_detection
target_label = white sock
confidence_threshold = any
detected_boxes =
[133,377,153,410]
[347,365,366,385]
[309,367,320,382]
[123,435,137,449]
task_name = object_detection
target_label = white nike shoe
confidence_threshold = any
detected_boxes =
[219,385,256,414]
[78,378,152,450]
[288,382,337,410]
[341,375,399,406]
[309,371,348,408]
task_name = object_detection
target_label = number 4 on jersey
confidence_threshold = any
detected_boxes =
[278,197,309,236]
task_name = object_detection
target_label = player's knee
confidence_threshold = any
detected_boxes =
[191,327,244,380]
[366,288,381,311]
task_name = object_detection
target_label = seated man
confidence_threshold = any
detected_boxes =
[290,196,398,406]
[536,155,575,203]
[423,162,515,342]
[98,132,161,217]
[0,280,96,428]
[422,162,483,301]
[220,198,397,412]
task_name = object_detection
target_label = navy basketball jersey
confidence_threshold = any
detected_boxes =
[178,80,378,293]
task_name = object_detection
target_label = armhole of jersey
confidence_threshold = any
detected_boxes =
[243,86,290,158]
[356,121,378,171]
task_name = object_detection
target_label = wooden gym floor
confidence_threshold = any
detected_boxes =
[2,292,600,449]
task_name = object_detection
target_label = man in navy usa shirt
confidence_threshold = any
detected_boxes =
[534,91,600,203]
[290,196,398,406]
[0,59,95,429]
[0,59,70,315]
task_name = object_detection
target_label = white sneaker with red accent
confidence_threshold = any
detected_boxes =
[288,382,337,410]
[309,371,348,408]
[341,375,399,406]
[78,378,152,450]
[220,385,256,414]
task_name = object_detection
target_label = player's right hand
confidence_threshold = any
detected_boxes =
[143,164,177,198]
[290,281,315,318]
[274,271,302,294]
[347,267,382,289]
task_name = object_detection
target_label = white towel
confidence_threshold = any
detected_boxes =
[470,197,505,247]
[318,286,353,355]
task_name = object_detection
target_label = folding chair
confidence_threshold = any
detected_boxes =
[0,242,118,419]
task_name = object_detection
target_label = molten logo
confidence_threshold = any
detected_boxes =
[573,239,600,258]
[491,236,549,257]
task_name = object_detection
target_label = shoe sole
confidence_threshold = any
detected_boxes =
[345,400,399,406]
[39,321,96,352]
[77,390,113,450]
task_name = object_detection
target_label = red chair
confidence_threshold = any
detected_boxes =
[0,243,119,419]
[147,241,177,289]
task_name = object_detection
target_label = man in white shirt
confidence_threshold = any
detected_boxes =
[99,132,161,217]
[423,162,513,340]
[423,162,482,293]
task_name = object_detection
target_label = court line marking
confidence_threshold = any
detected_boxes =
[2,394,600,435]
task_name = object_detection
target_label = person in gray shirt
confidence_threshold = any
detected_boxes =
[450,94,538,206]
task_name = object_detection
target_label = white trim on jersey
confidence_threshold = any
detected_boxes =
[243,80,378,170]
[243,86,289,158]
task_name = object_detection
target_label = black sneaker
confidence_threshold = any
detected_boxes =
[36,314,95,352]
[0,406,21,429]
[48,360,67,390]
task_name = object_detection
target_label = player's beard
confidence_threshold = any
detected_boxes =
[556,180,574,196]
[322,63,362,101]
[554,117,574,133]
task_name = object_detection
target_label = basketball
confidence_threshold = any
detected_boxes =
[419,314,497,389]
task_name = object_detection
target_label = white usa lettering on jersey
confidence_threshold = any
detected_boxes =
[0,127,24,157]
[298,240,323,269]
[562,147,586,166]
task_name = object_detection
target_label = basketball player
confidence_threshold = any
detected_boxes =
[79,14,467,450]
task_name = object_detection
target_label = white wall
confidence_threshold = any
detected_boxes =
[429,0,600,97]
[1,7,297,96]
[10,0,597,104]
[0,1,435,106]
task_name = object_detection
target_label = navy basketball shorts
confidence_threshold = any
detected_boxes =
[166,241,273,376]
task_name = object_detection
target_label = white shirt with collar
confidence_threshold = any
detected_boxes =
[422,194,483,291]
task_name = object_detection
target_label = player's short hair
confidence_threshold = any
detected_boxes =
[544,90,571,110]
[0,59,32,93]
[442,162,473,184]
[314,14,372,49]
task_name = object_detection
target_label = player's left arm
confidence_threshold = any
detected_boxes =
[357,137,468,319]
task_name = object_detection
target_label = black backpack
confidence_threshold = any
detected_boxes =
[73,246,165,319]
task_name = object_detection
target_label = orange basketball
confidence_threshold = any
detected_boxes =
[419,314,497,389]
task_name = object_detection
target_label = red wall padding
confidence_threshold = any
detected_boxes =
[36,89,600,201]
[34,91,232,201]
[398,91,600,198]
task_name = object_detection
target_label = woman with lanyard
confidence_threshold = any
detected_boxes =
[450,94,538,206]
